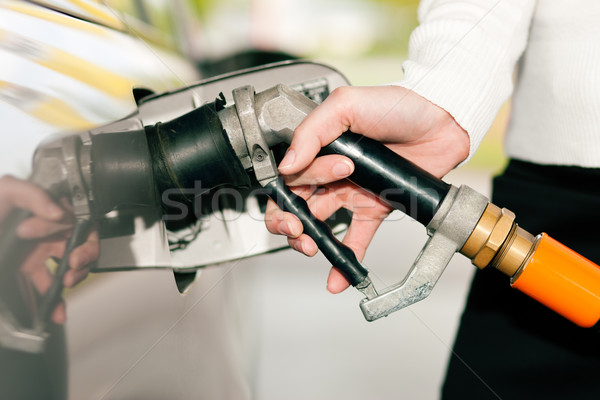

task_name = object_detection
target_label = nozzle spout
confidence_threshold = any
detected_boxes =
[356,276,378,300]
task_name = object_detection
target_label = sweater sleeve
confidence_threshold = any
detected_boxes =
[394,0,537,161]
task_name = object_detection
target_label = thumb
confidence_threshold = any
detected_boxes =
[278,87,356,175]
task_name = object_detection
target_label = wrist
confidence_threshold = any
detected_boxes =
[391,89,470,178]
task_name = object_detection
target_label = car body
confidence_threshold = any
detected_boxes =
[0,1,352,398]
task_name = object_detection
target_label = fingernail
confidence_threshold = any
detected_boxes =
[332,160,354,178]
[278,149,296,172]
[279,220,299,237]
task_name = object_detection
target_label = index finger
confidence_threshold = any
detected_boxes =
[278,87,356,175]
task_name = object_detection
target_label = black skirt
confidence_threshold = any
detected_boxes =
[442,159,600,400]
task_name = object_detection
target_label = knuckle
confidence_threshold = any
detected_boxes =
[264,214,283,234]
[329,86,352,101]
[287,237,303,253]
[265,222,278,234]
[0,175,14,186]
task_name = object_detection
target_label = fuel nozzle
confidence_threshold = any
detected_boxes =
[210,83,600,327]
[461,204,600,328]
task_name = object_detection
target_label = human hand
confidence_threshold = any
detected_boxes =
[0,175,99,324]
[265,85,469,293]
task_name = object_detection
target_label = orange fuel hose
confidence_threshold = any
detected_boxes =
[511,234,600,328]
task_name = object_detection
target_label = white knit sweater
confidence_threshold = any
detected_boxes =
[396,0,600,168]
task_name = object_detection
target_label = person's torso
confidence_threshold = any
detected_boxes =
[506,0,600,167]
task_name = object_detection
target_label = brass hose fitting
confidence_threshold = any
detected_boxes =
[460,203,537,277]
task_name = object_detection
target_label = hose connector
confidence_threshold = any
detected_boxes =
[460,203,536,276]
[460,202,600,328]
